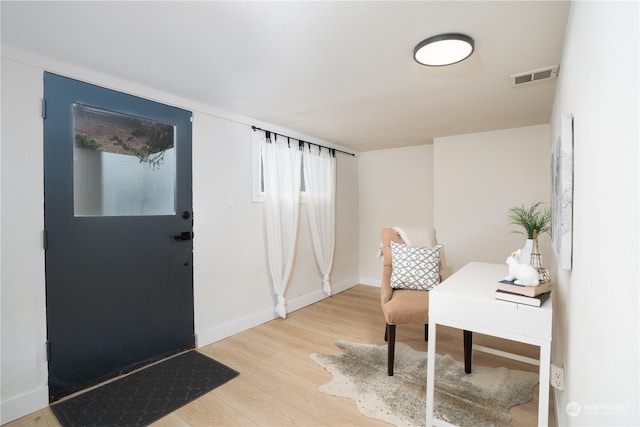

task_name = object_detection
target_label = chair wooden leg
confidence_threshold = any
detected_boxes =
[424,324,429,341]
[464,329,473,374]
[387,324,396,376]
[384,323,388,342]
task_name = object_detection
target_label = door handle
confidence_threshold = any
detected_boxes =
[174,231,194,241]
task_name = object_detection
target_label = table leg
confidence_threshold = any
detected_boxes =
[538,341,551,427]
[426,322,437,426]
[464,330,473,373]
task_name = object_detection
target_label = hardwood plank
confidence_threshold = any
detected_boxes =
[3,285,555,427]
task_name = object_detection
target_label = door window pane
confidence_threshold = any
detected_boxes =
[73,104,176,216]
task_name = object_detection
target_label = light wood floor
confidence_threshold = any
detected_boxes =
[5,285,555,427]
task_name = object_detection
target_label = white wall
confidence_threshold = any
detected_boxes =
[357,126,552,286]
[434,125,552,277]
[0,55,49,424]
[0,50,360,423]
[358,145,434,285]
[549,2,639,426]
[192,112,359,345]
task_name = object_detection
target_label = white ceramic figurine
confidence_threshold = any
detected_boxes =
[505,250,540,286]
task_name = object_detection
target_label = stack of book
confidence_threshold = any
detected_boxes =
[495,280,552,307]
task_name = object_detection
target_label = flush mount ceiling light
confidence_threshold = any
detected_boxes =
[413,33,475,66]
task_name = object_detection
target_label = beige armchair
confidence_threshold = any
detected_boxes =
[380,227,472,376]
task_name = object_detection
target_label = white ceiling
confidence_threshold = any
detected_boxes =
[1,1,570,152]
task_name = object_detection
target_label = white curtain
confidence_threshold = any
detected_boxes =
[260,132,302,319]
[303,143,336,296]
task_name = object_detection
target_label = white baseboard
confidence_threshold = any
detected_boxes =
[195,306,276,348]
[0,385,49,425]
[359,276,381,287]
[196,279,359,348]
[331,278,360,294]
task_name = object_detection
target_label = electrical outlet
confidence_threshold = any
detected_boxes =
[550,363,564,390]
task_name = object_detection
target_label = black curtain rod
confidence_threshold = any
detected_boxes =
[251,126,355,157]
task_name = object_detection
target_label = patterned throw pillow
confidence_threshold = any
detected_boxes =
[390,241,442,291]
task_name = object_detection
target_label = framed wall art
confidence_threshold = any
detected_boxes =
[551,113,574,270]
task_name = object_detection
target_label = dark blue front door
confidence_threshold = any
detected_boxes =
[44,72,195,401]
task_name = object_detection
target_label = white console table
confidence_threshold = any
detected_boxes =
[426,262,552,427]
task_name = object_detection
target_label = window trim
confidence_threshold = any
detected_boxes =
[251,135,307,203]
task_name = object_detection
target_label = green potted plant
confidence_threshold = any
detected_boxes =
[507,201,551,265]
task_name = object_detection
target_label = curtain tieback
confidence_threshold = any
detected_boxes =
[275,295,287,319]
[322,274,332,296]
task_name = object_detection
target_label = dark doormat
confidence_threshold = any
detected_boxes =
[51,350,239,427]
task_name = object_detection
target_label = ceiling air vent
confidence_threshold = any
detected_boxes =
[510,65,559,86]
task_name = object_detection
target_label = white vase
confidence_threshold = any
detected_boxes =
[519,239,534,265]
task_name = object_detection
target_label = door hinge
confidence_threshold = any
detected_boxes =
[41,99,46,119]
[46,340,51,362]
[43,230,48,251]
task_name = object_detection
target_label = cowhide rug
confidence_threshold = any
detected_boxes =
[311,341,539,427]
